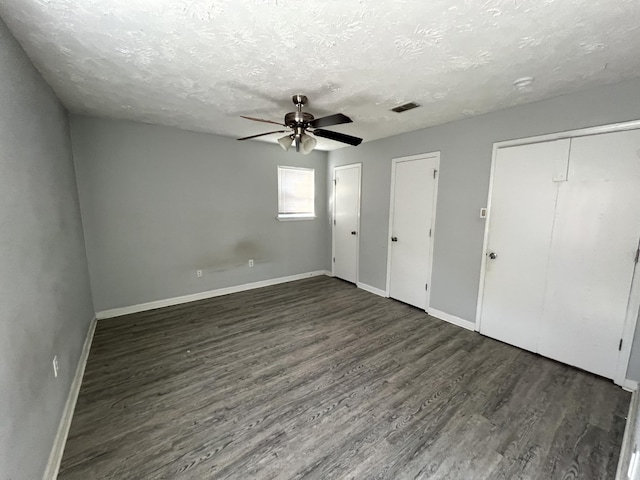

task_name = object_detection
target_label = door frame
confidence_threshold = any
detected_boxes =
[385,152,440,310]
[331,163,362,283]
[476,118,640,387]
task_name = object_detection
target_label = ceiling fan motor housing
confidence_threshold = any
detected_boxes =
[284,111,314,128]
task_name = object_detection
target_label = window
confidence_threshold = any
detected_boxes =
[277,166,315,220]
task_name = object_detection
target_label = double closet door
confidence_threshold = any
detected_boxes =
[479,129,640,380]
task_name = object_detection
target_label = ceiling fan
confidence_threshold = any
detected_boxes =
[237,94,363,154]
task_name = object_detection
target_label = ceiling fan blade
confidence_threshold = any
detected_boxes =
[237,130,287,141]
[312,128,363,146]
[240,115,286,127]
[309,113,353,128]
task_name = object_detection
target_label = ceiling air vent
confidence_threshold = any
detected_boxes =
[391,102,420,113]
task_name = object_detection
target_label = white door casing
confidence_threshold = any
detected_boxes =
[332,164,361,283]
[387,153,439,310]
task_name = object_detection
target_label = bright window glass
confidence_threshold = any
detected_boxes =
[277,166,315,220]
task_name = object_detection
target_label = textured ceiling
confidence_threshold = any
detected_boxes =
[1,0,640,150]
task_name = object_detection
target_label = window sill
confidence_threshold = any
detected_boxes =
[277,215,317,222]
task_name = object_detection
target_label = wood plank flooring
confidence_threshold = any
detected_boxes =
[59,276,630,479]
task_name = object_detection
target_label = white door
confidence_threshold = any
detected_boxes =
[479,129,640,380]
[387,154,439,309]
[333,164,361,283]
[479,139,570,352]
[538,130,640,379]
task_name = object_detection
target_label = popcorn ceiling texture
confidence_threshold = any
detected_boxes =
[1,0,639,149]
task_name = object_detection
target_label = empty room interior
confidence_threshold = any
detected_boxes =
[3,1,640,479]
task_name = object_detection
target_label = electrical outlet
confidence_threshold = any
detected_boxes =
[53,356,59,378]
[196,269,203,278]
[248,259,254,267]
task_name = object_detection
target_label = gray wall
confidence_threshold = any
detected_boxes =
[328,77,640,380]
[71,116,330,312]
[0,18,94,480]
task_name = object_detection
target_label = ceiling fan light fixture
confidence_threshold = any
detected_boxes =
[278,135,293,151]
[300,133,317,155]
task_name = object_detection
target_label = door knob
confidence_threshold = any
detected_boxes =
[351,231,357,235]
[391,236,398,242]
[488,252,497,259]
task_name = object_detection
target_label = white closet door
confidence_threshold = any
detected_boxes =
[333,164,361,283]
[479,140,570,352]
[388,155,438,309]
[538,129,640,378]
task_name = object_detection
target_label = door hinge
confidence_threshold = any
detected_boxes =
[429,228,432,238]
[333,178,337,185]
[635,248,639,264]
[433,169,438,179]
[333,257,335,263]
[619,338,623,351]
[333,219,336,225]
[425,283,428,291]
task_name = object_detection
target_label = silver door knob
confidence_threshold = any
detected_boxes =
[488,252,497,260]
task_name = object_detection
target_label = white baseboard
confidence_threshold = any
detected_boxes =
[428,308,476,331]
[357,282,387,298]
[42,317,97,480]
[623,379,639,392]
[97,270,331,319]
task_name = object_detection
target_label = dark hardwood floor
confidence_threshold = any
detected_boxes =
[59,276,629,479]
